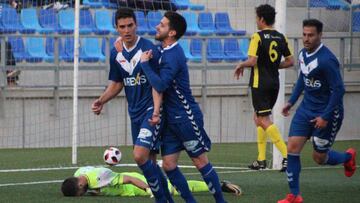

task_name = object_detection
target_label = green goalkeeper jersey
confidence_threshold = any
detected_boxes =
[74,166,148,197]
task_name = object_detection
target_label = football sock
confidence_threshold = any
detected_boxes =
[156,164,174,203]
[325,150,352,165]
[139,160,167,203]
[266,124,287,158]
[257,126,267,161]
[199,163,226,203]
[287,153,301,196]
[166,166,196,203]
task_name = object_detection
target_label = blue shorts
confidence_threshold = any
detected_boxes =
[161,118,211,158]
[289,107,343,153]
[131,109,162,152]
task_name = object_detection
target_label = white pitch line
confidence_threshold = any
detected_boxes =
[0,180,63,187]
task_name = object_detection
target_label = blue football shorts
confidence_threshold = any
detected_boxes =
[289,107,344,153]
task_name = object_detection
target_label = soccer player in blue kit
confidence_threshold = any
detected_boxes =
[91,8,173,203]
[278,19,357,203]
[140,11,228,203]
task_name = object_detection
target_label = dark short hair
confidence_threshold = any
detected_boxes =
[303,19,323,33]
[61,177,79,196]
[256,4,276,26]
[164,11,187,40]
[115,8,137,26]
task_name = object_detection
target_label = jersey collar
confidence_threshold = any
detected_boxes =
[162,41,178,51]
[123,36,141,53]
[305,43,323,57]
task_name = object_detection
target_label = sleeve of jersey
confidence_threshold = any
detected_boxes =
[283,36,293,58]
[141,54,179,93]
[247,33,261,57]
[321,59,345,120]
[108,51,123,82]
[288,71,305,106]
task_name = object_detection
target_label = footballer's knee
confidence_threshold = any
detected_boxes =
[257,116,272,129]
[312,151,327,165]
[191,153,209,170]
[133,147,149,165]
[162,160,177,171]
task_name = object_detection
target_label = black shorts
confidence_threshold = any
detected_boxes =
[251,88,279,116]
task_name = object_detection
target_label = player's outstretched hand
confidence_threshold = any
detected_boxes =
[141,50,153,62]
[234,63,244,80]
[282,102,292,117]
[148,113,160,126]
[91,99,103,115]
[114,37,123,53]
[310,116,328,129]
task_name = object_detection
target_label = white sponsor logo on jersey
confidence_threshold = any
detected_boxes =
[123,73,147,86]
[304,77,322,88]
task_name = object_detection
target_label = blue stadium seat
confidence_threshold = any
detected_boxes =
[309,0,329,8]
[21,8,53,34]
[353,12,360,32]
[63,38,75,62]
[81,38,105,62]
[135,11,150,35]
[178,39,193,61]
[26,37,53,62]
[0,7,35,34]
[46,37,67,62]
[214,12,246,36]
[224,38,242,62]
[239,38,249,61]
[80,9,96,34]
[182,11,200,36]
[95,10,116,35]
[8,37,29,62]
[198,12,215,36]
[189,39,202,63]
[207,39,224,62]
[171,0,204,10]
[102,38,116,57]
[58,9,74,34]
[147,11,162,35]
[101,0,117,9]
[82,0,104,8]
[39,9,58,33]
[326,0,349,10]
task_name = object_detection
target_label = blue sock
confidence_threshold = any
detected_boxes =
[326,150,352,165]
[199,163,226,203]
[166,166,196,203]
[287,153,301,196]
[139,160,167,203]
[156,164,174,203]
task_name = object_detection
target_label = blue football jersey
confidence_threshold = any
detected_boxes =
[289,44,345,120]
[109,37,160,121]
[141,42,203,123]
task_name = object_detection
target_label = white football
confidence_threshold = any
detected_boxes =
[103,147,122,165]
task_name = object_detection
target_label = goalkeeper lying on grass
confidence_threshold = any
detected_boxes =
[61,166,241,197]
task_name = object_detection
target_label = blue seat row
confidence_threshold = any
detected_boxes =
[8,37,116,63]
[353,11,360,32]
[179,38,249,63]
[310,0,350,10]
[0,7,246,36]
[171,0,205,10]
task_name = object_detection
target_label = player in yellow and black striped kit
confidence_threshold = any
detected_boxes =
[234,4,294,171]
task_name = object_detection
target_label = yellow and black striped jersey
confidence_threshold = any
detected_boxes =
[247,29,292,89]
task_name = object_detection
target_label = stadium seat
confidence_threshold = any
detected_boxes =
[189,39,202,63]
[26,37,53,62]
[207,39,224,62]
[135,11,150,35]
[58,9,74,34]
[8,37,30,62]
[63,38,75,62]
[178,39,192,61]
[0,7,35,34]
[353,12,360,32]
[326,0,349,10]
[79,9,96,34]
[46,37,67,62]
[182,11,200,36]
[239,38,249,60]
[101,38,116,57]
[82,0,104,8]
[214,13,246,36]
[171,0,204,10]
[309,0,329,8]
[81,38,105,62]
[21,8,53,34]
[198,12,215,36]
[95,10,116,35]
[39,9,58,33]
[224,38,242,62]
[101,0,118,9]
[147,11,162,35]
